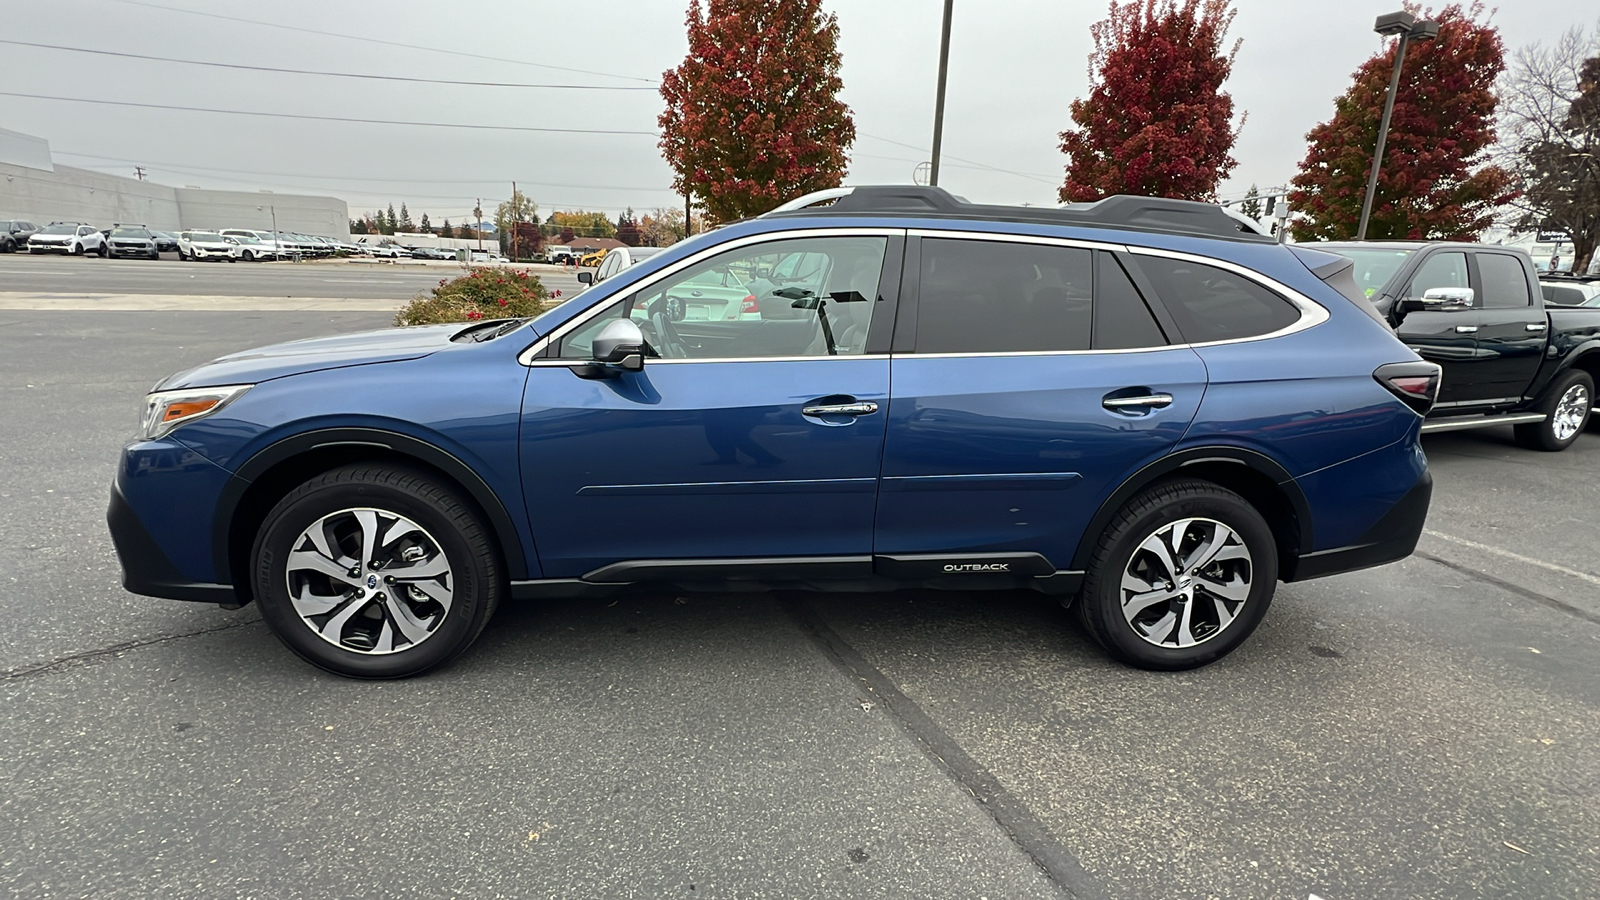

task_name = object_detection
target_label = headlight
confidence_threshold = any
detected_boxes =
[141,385,251,440]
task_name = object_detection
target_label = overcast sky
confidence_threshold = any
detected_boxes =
[2,0,1592,224]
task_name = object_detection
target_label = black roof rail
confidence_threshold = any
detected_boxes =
[762,185,1274,242]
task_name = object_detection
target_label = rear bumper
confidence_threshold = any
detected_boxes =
[1286,470,1432,582]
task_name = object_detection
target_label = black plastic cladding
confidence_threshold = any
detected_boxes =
[761,186,1275,244]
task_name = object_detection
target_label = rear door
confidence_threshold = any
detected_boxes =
[874,235,1206,576]
[1459,251,1547,404]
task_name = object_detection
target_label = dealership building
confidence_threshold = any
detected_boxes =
[0,128,349,237]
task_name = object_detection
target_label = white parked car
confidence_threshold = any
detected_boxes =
[177,231,240,262]
[28,222,106,256]
[587,245,662,286]
[219,230,279,261]
[368,244,411,259]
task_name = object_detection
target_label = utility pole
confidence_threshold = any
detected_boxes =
[133,166,146,181]
[511,182,518,261]
[684,190,692,237]
[928,0,954,186]
[474,199,483,252]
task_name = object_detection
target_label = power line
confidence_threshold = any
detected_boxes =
[0,92,658,135]
[0,40,658,91]
[859,132,1059,185]
[107,0,659,84]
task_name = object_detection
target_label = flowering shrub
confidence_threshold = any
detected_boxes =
[394,268,552,326]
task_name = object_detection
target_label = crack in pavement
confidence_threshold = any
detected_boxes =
[1414,552,1600,627]
[783,597,1106,900]
[3,617,263,680]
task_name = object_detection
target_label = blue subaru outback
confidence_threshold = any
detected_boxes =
[109,186,1439,678]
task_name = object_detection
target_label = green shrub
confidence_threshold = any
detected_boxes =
[394,268,554,326]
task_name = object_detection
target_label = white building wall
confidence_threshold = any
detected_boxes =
[175,189,349,238]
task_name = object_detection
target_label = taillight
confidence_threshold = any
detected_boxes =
[741,295,759,314]
[1374,361,1442,416]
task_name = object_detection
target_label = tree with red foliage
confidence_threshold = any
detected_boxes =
[659,0,855,223]
[1059,0,1242,203]
[615,209,643,247]
[559,226,575,245]
[1288,3,1514,241]
[512,222,544,258]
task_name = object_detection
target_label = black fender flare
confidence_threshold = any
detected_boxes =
[1067,446,1315,573]
[211,427,531,587]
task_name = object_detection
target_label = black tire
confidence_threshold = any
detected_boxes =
[1076,479,1277,671]
[252,464,502,678]
[1514,370,1593,451]
[71,243,83,256]
[1,238,13,253]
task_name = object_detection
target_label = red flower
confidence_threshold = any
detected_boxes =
[499,298,508,306]
[466,310,484,320]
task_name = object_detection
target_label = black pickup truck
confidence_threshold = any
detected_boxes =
[1313,241,1600,451]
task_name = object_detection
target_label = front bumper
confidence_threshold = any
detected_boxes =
[106,439,239,604]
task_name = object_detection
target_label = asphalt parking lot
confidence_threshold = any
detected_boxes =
[2,310,1597,899]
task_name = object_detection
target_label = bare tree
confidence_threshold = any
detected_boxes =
[1499,22,1600,272]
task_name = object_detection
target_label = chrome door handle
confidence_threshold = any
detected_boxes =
[1525,322,1547,332]
[1454,325,1479,334]
[1102,393,1174,410]
[802,401,878,417]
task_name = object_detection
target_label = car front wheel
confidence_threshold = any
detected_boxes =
[1515,370,1593,451]
[252,464,502,678]
[1076,480,1277,671]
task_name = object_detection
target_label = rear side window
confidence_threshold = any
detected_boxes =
[1094,253,1168,349]
[1477,253,1532,308]
[1134,256,1301,342]
[915,238,1093,352]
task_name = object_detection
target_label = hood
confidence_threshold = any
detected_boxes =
[155,324,463,390]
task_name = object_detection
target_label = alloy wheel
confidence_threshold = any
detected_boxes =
[284,507,455,655]
[1120,517,1253,649]
[1552,383,1590,442]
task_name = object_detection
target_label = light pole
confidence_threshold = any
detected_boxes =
[1357,11,1439,240]
[928,0,954,186]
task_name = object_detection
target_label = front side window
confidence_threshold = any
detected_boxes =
[914,238,1094,353]
[1136,255,1301,342]
[1407,252,1470,303]
[558,235,888,361]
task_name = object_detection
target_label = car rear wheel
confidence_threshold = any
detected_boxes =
[1515,370,1593,451]
[1076,480,1277,670]
[252,464,502,678]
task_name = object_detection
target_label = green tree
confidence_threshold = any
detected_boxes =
[1288,3,1513,241]
[1239,184,1262,220]
[439,219,455,239]
[398,203,415,232]
[547,210,616,238]
[384,203,398,235]
[420,212,432,234]
[495,189,539,239]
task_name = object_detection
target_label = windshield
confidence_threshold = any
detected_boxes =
[231,234,261,243]
[110,227,151,238]
[41,224,77,235]
[1321,248,1416,298]
[188,232,224,242]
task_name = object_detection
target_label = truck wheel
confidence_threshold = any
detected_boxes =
[251,464,502,678]
[1514,370,1593,451]
[1076,480,1277,671]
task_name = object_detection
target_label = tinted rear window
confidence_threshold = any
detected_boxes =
[915,238,1094,353]
[1134,256,1301,342]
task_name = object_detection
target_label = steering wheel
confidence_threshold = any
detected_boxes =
[646,296,688,358]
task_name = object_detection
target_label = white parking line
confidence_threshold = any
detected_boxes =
[1423,529,1600,587]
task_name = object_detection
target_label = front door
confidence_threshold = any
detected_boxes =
[519,232,902,578]
[874,238,1206,572]
[1394,250,1478,406]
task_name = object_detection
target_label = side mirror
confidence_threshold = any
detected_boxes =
[1399,287,1473,313]
[576,270,593,285]
[577,318,645,378]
